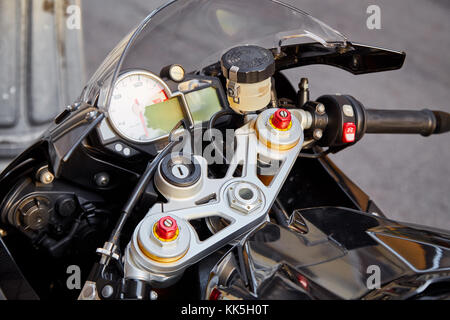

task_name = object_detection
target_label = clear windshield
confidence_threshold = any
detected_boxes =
[80,0,347,109]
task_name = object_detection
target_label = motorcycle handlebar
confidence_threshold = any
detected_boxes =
[365,109,450,136]
[307,95,449,150]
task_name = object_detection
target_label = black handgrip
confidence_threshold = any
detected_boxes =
[365,109,441,136]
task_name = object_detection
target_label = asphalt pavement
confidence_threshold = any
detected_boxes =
[81,0,449,230]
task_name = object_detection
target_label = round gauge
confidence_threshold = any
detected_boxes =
[108,71,171,143]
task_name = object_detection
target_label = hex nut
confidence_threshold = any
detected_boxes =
[227,182,263,214]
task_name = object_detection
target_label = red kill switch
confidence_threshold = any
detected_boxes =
[271,109,292,130]
[342,122,357,143]
[155,216,178,241]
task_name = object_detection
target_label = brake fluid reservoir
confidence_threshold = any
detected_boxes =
[221,45,275,114]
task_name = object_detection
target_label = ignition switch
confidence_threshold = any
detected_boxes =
[155,154,203,200]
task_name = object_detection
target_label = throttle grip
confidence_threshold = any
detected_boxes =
[365,109,450,136]
[313,94,450,151]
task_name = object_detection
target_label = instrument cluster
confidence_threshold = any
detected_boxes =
[94,69,228,158]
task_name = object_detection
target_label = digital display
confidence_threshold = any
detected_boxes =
[185,87,222,124]
[143,87,223,140]
[144,97,185,139]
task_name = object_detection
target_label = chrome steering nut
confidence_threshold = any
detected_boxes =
[227,182,263,214]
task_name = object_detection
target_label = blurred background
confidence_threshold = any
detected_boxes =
[0,0,449,229]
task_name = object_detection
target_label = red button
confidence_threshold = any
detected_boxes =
[155,216,178,241]
[271,109,292,130]
[209,288,222,301]
[342,123,357,143]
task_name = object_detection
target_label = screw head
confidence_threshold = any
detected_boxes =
[163,219,173,228]
[95,172,110,187]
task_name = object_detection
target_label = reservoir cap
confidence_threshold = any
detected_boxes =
[221,45,275,84]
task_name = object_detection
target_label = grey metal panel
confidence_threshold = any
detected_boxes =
[0,0,19,127]
[0,0,85,159]
[29,0,61,124]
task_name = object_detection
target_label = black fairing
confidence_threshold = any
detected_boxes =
[208,207,450,300]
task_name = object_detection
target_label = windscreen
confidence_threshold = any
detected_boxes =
[80,0,347,109]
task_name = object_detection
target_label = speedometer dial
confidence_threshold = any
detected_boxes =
[108,71,171,143]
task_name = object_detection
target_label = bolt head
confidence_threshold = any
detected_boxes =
[37,167,54,185]
[316,103,326,115]
[155,216,179,241]
[85,111,98,121]
[68,102,82,112]
[150,290,158,300]
[299,78,309,90]
[42,173,54,184]
[271,108,292,130]
[313,129,323,140]
[101,285,114,299]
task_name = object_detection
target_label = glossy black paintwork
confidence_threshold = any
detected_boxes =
[0,236,38,300]
[276,155,384,217]
[274,42,406,75]
[207,207,450,300]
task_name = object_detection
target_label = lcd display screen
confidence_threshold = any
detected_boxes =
[144,96,185,139]
[185,87,222,124]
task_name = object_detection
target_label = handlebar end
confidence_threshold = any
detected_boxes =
[433,111,450,134]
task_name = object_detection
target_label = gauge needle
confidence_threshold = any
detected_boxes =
[134,99,150,137]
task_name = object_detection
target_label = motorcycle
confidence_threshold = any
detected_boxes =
[0,0,449,300]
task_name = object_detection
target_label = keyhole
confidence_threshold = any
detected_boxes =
[172,164,190,179]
